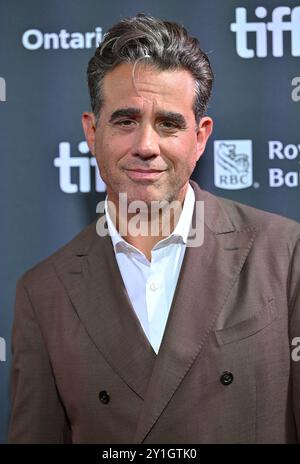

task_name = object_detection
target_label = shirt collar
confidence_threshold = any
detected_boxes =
[105,183,195,253]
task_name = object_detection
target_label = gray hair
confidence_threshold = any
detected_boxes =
[87,14,214,124]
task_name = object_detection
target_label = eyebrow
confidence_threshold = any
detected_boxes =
[109,107,141,122]
[108,107,187,127]
[157,111,187,127]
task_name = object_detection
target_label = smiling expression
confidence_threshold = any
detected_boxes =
[82,62,213,207]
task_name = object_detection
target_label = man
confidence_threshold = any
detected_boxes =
[8,14,300,444]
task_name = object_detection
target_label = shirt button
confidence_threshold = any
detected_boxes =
[99,390,110,404]
[149,282,158,291]
[220,371,234,386]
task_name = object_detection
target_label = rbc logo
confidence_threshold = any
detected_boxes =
[214,140,253,190]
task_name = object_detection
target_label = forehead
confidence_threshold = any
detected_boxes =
[101,62,196,114]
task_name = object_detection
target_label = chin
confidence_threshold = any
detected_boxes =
[136,190,171,205]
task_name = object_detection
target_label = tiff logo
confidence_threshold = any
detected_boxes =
[0,77,6,101]
[230,6,300,58]
[0,337,6,362]
[54,141,106,193]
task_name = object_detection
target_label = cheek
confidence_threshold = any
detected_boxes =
[164,137,198,167]
[95,141,119,169]
[99,132,133,161]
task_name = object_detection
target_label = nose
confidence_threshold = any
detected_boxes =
[132,124,160,159]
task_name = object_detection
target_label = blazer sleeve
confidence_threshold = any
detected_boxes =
[7,276,72,443]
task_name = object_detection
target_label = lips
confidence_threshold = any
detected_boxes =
[125,168,166,181]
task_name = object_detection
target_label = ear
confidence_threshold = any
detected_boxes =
[82,112,97,156]
[196,116,213,162]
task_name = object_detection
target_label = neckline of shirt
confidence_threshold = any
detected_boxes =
[104,183,195,256]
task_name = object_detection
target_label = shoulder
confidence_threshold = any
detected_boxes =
[190,178,300,253]
[217,193,300,231]
[19,218,98,291]
[209,191,300,252]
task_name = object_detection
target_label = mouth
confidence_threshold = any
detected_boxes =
[125,169,166,181]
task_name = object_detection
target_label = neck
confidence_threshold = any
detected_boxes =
[107,188,188,261]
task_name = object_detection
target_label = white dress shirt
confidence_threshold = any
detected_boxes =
[105,184,195,354]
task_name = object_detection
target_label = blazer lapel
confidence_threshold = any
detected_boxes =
[53,223,157,400]
[134,182,256,443]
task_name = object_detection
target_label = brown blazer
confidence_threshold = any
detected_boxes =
[7,180,300,443]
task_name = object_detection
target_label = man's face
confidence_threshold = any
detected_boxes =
[82,62,213,206]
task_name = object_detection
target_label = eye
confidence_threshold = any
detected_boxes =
[161,121,175,127]
[159,120,178,130]
[115,119,136,128]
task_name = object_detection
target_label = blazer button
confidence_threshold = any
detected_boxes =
[220,371,234,386]
[99,390,110,404]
